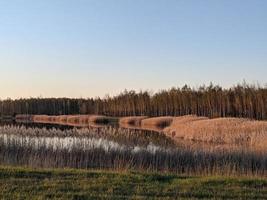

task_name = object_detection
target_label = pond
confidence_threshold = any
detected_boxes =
[0,120,266,175]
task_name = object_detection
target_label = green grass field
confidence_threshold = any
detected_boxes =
[0,166,266,199]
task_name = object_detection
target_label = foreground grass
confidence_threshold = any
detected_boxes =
[0,166,266,199]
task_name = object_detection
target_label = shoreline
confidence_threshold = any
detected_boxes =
[14,114,267,148]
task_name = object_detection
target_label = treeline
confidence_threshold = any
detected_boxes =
[0,83,267,120]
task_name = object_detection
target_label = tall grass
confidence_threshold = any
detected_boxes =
[119,116,148,126]
[0,125,266,176]
[164,116,267,149]
[28,114,119,126]
[16,114,267,149]
[141,117,174,128]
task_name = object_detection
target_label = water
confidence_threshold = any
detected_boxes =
[0,120,265,154]
[0,120,266,175]
[0,120,177,149]
[0,120,75,130]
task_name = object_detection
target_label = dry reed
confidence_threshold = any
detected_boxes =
[0,125,266,176]
[141,117,174,128]
[165,116,267,149]
[119,116,148,126]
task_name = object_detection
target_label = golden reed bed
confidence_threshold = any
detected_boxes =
[16,114,118,126]
[16,114,267,148]
[164,115,267,149]
[119,116,148,126]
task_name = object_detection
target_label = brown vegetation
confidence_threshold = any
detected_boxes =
[120,123,164,133]
[119,116,148,126]
[164,116,267,148]
[88,115,118,124]
[141,117,173,128]
[15,114,267,149]
[164,115,208,134]
[17,114,119,126]
[0,125,266,176]
[32,115,50,123]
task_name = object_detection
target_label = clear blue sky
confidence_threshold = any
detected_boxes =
[0,0,267,99]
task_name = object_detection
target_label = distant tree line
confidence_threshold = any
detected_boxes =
[0,83,267,120]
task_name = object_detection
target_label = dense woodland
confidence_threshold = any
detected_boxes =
[0,83,267,120]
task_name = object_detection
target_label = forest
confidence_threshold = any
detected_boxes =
[1,83,267,120]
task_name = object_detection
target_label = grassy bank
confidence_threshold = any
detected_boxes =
[0,166,266,199]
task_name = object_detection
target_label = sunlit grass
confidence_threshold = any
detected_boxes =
[0,166,266,199]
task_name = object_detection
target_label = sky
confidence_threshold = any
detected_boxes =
[0,0,267,99]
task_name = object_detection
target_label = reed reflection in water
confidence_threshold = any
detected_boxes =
[0,125,266,176]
